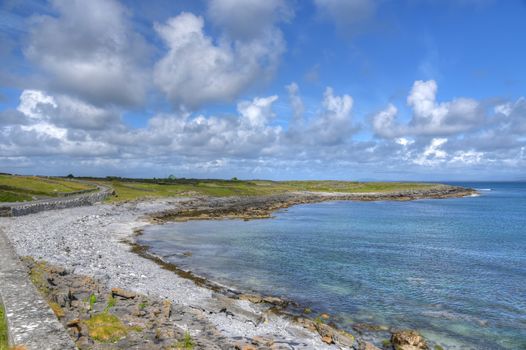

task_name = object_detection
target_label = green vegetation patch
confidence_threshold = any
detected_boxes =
[0,190,33,203]
[173,331,194,350]
[0,301,8,350]
[85,313,128,343]
[85,177,437,203]
[0,175,95,202]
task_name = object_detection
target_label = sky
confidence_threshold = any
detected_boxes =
[0,0,525,180]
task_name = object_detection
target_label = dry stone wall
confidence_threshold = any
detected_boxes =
[0,186,111,217]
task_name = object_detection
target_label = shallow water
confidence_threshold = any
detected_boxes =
[138,182,526,349]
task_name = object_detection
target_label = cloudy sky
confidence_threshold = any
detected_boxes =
[1,0,525,180]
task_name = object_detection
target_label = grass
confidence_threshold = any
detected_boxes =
[104,296,116,312]
[27,259,51,296]
[48,302,65,319]
[0,174,440,203]
[85,313,128,343]
[83,177,436,203]
[0,175,95,202]
[173,331,194,350]
[0,302,8,350]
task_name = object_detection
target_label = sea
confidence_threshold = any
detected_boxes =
[137,182,526,349]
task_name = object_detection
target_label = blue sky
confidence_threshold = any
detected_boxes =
[0,0,525,180]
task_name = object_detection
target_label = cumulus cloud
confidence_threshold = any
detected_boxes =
[154,10,285,110]
[17,90,120,130]
[26,0,149,107]
[373,80,482,138]
[286,84,356,146]
[1,82,525,179]
[414,137,448,166]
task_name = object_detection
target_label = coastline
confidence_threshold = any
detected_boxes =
[150,185,476,223]
[0,185,475,349]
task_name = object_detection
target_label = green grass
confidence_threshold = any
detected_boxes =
[0,302,8,350]
[173,331,194,350]
[0,190,33,203]
[85,313,128,343]
[0,175,95,202]
[0,174,441,203]
[88,178,436,203]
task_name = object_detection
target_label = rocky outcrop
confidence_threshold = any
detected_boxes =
[22,258,236,349]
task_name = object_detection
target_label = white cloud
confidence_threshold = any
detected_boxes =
[17,90,119,130]
[395,137,414,147]
[1,84,525,179]
[374,80,482,138]
[26,0,149,107]
[414,137,448,166]
[450,150,484,165]
[372,104,398,138]
[286,85,355,146]
[154,11,285,110]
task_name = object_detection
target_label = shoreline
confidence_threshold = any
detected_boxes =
[0,185,475,349]
[150,185,476,223]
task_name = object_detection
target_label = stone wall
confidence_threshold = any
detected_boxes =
[0,186,111,217]
[0,232,77,349]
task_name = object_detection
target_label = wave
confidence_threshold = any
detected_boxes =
[475,188,492,191]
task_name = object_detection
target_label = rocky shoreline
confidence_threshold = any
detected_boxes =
[150,185,476,223]
[0,186,474,349]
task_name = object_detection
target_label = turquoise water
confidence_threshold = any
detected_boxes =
[139,183,526,349]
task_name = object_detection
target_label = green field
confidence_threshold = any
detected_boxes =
[87,178,435,203]
[0,174,437,203]
[0,175,96,203]
[0,301,7,350]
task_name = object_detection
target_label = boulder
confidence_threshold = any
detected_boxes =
[111,287,137,299]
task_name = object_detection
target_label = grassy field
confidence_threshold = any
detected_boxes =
[0,175,96,203]
[0,174,436,203]
[85,178,435,203]
[0,301,7,350]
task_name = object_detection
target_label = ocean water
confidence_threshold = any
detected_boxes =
[138,182,526,349]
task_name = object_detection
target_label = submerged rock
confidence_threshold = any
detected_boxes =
[391,330,429,350]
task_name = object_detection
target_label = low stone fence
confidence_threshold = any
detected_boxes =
[0,186,112,217]
[0,232,77,349]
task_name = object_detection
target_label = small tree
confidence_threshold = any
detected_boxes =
[231,177,238,181]
[66,174,74,178]
[168,174,177,180]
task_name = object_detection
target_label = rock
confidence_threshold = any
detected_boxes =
[391,330,429,350]
[66,318,81,327]
[321,335,334,344]
[316,323,335,344]
[239,294,263,303]
[111,287,137,299]
[334,330,356,348]
[252,336,275,347]
[161,299,171,320]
